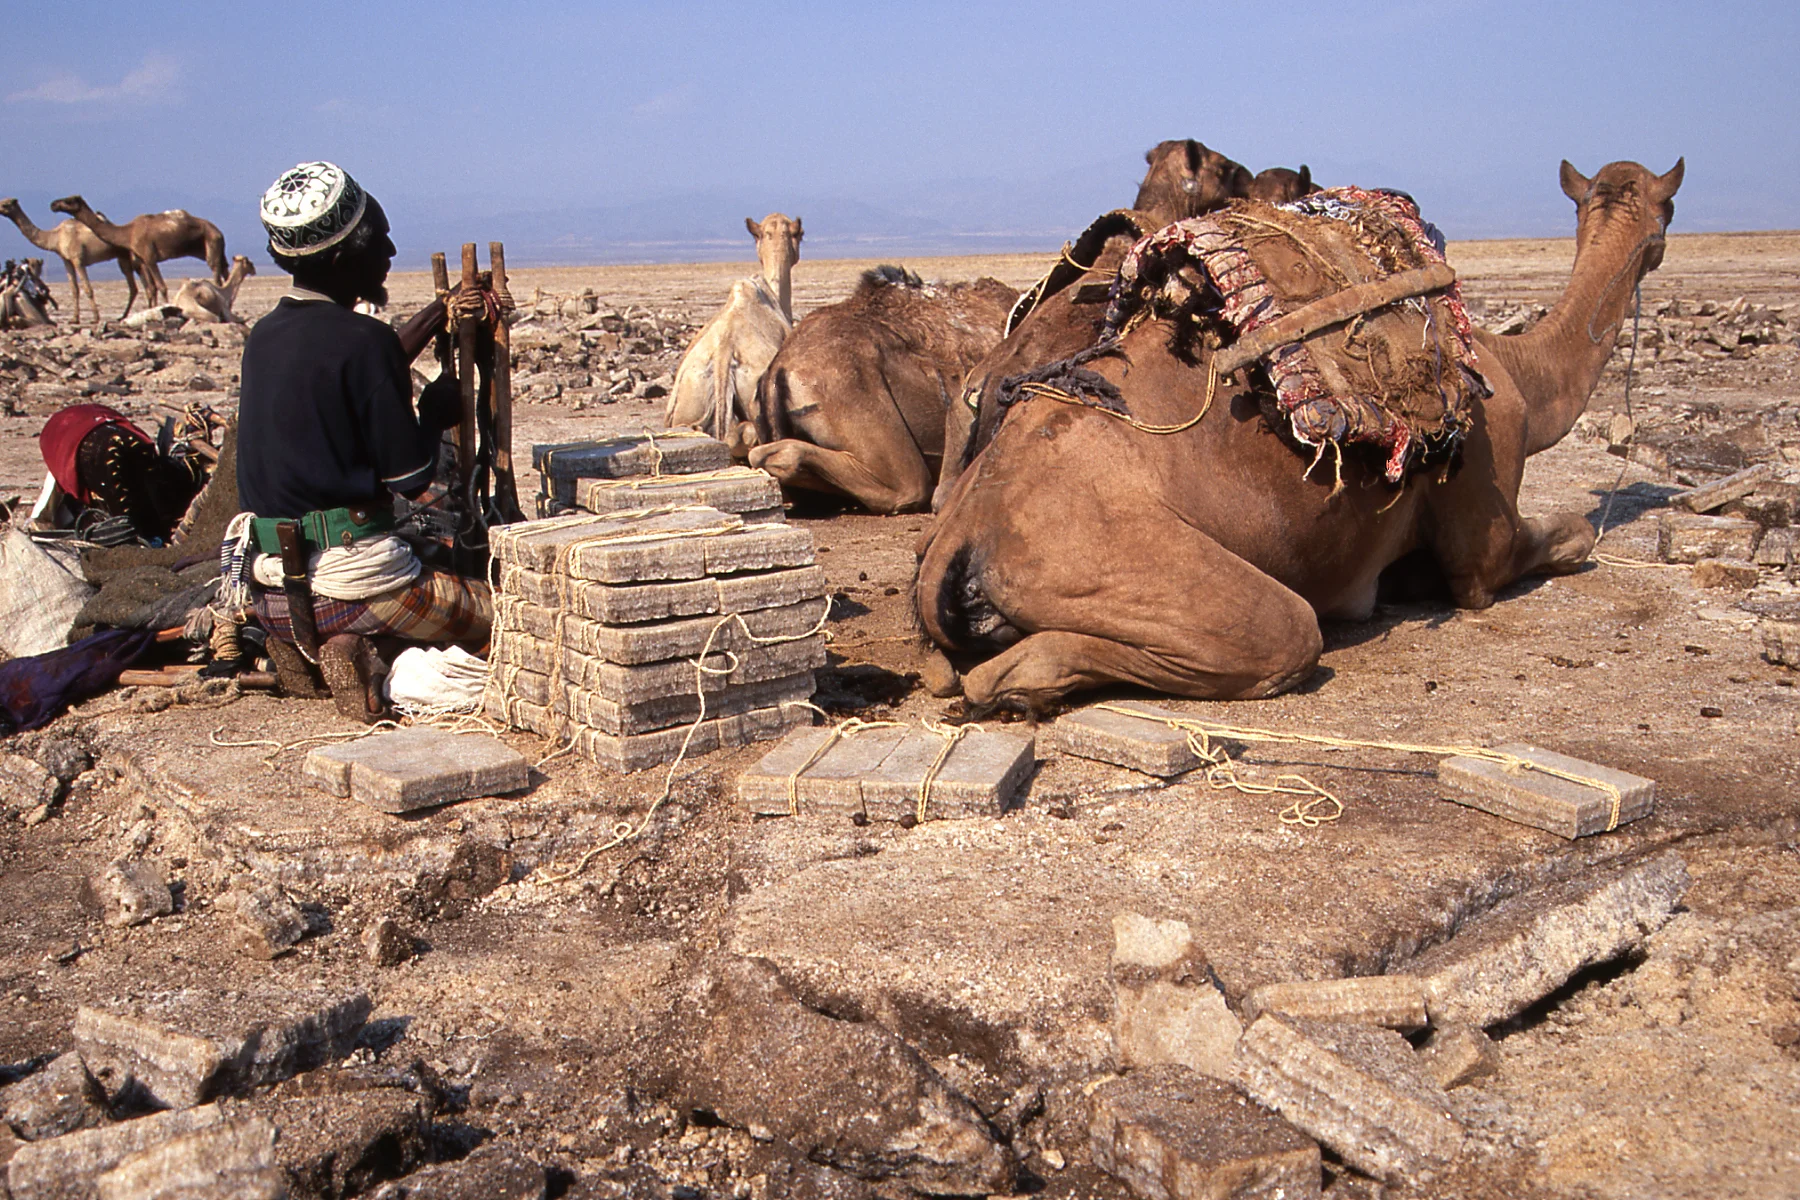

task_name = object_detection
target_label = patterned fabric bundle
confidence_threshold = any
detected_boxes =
[1103,187,1487,481]
[252,570,492,645]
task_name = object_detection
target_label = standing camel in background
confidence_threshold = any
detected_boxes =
[175,255,256,324]
[665,213,803,447]
[50,195,226,307]
[0,197,143,322]
[1249,164,1318,203]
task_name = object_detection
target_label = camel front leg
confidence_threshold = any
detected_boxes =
[749,438,933,513]
[142,258,168,306]
[63,257,87,324]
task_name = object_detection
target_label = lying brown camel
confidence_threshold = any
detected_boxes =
[665,213,802,445]
[746,267,1017,513]
[916,158,1683,712]
[932,138,1255,511]
[0,197,143,322]
[1250,165,1318,203]
[174,255,256,324]
[50,195,226,307]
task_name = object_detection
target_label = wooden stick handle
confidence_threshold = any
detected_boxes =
[1212,263,1458,377]
[488,241,523,523]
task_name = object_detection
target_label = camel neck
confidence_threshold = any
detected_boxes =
[1483,219,1657,455]
[4,211,50,250]
[762,263,793,323]
[75,206,127,243]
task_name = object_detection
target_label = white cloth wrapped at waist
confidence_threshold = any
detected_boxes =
[250,532,422,602]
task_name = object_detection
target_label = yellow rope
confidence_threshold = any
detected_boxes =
[916,720,979,825]
[1091,704,1627,832]
[1016,358,1218,436]
[1592,552,1686,570]
[532,596,834,884]
[782,716,906,817]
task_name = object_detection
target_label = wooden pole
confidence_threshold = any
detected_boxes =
[456,244,479,493]
[430,252,454,380]
[488,241,523,522]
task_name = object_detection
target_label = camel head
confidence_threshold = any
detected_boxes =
[1135,140,1254,227]
[0,198,19,220]
[48,195,87,218]
[1249,165,1317,205]
[747,212,802,287]
[231,255,256,278]
[1560,158,1684,275]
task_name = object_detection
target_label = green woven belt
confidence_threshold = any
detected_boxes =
[251,506,396,555]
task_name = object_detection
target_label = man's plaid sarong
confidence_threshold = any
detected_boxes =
[252,570,492,646]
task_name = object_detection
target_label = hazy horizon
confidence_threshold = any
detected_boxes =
[4,1,1795,280]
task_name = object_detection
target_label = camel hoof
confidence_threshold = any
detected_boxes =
[920,651,962,698]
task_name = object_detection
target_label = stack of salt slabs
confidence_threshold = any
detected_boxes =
[533,430,783,522]
[484,503,828,771]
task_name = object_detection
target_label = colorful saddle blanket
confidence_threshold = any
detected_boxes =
[1104,187,1486,481]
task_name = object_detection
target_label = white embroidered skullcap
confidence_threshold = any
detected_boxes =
[260,161,368,257]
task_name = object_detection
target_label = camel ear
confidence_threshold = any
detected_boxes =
[1560,161,1590,204]
[1651,157,1685,204]
[746,216,761,239]
[792,218,802,241]
[1298,165,1312,190]
[1185,140,1204,173]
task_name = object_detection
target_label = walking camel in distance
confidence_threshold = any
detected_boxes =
[745,266,1018,513]
[175,255,256,324]
[0,197,144,322]
[49,195,226,307]
[932,138,1256,511]
[916,158,1684,713]
[665,213,803,447]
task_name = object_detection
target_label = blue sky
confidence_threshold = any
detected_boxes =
[2,1,1794,270]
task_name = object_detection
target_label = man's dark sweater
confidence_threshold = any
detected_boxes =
[237,296,436,519]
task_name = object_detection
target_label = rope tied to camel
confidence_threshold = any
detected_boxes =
[1091,704,1627,832]
[1013,357,1220,437]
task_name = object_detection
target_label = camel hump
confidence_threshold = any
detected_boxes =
[859,264,925,292]
[162,209,190,219]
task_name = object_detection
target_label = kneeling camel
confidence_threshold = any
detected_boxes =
[917,159,1683,712]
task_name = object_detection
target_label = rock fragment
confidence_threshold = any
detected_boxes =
[227,1079,429,1199]
[363,917,416,967]
[1671,463,1774,513]
[681,957,1012,1196]
[1691,557,1760,589]
[7,1105,226,1200]
[95,1118,283,1200]
[87,861,173,928]
[1088,1066,1320,1200]
[1436,744,1656,839]
[1111,913,1241,1081]
[74,989,371,1109]
[1764,619,1800,668]
[1236,1015,1463,1185]
[369,1143,547,1199]
[1241,977,1428,1031]
[1416,1025,1500,1090]
[1402,852,1688,1027]
[1657,512,1760,563]
[1,1053,107,1141]
[0,755,62,819]
[227,888,306,960]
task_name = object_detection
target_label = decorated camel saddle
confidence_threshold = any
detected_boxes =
[1102,187,1487,481]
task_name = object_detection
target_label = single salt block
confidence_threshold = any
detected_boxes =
[493,671,815,737]
[533,430,730,480]
[1236,1014,1464,1185]
[494,633,825,702]
[1087,1066,1320,1200]
[565,700,813,773]
[96,1118,283,1200]
[573,464,782,515]
[1671,462,1773,513]
[1402,851,1688,1027]
[498,563,827,625]
[858,727,1036,821]
[1050,702,1204,777]
[1241,976,1429,1031]
[737,724,913,815]
[1437,743,1654,839]
[303,728,529,813]
[496,596,828,665]
[1657,511,1760,563]
[6,1106,228,1200]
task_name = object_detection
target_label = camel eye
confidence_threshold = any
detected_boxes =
[1182,179,1197,193]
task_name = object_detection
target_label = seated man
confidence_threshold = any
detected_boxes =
[235,160,487,720]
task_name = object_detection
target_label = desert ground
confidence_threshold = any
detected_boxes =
[0,230,1796,1200]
